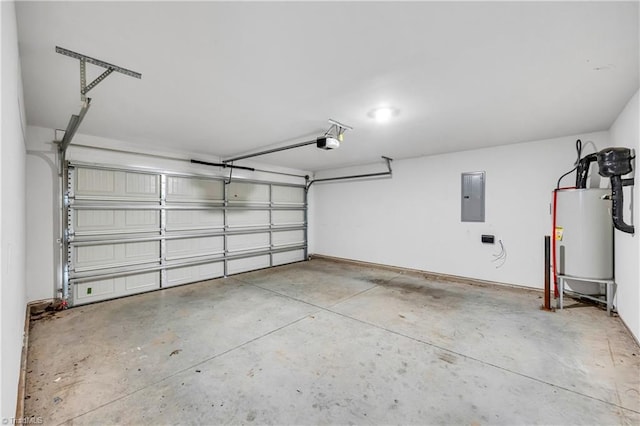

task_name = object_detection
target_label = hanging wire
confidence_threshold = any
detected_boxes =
[226,160,234,184]
[492,239,507,269]
[556,139,583,189]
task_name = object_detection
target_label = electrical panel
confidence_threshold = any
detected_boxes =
[461,171,485,222]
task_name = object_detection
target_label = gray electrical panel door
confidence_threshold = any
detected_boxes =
[461,171,485,222]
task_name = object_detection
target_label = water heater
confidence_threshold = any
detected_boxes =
[555,188,613,281]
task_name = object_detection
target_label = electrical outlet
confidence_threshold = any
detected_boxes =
[481,235,495,244]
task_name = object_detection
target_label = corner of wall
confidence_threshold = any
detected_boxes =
[1,0,29,419]
[609,89,639,343]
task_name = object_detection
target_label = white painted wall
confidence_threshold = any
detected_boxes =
[25,136,57,302]
[609,90,639,342]
[25,126,309,302]
[1,1,28,419]
[311,131,612,289]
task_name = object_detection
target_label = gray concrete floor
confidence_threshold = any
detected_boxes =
[25,258,640,425]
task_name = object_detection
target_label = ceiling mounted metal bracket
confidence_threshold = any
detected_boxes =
[382,156,393,173]
[55,46,142,155]
[325,118,353,142]
[59,99,92,153]
[56,46,142,101]
[82,67,114,96]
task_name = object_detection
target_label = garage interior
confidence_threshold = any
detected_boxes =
[1,1,639,425]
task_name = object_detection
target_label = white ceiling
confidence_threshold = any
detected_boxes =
[16,1,639,172]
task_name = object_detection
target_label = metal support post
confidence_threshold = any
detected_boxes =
[160,174,167,288]
[223,180,229,277]
[541,235,553,311]
[269,184,273,267]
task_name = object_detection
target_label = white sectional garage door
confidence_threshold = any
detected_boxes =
[65,163,307,306]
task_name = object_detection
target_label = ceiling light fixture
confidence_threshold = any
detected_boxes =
[369,106,398,123]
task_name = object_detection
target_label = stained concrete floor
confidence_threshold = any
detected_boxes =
[25,258,640,425]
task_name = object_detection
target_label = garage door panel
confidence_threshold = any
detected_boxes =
[125,173,159,197]
[166,236,224,261]
[76,210,115,228]
[165,262,224,287]
[75,168,159,200]
[227,210,269,228]
[76,168,114,194]
[272,210,304,226]
[124,241,160,259]
[125,210,160,227]
[272,230,305,248]
[273,249,306,266]
[126,272,160,290]
[166,176,224,202]
[76,279,114,300]
[76,245,115,265]
[272,185,305,205]
[228,181,269,204]
[165,209,224,231]
[73,272,160,305]
[74,241,160,272]
[227,255,270,275]
[227,233,270,253]
[74,209,160,235]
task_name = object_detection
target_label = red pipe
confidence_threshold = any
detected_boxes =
[552,187,576,297]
